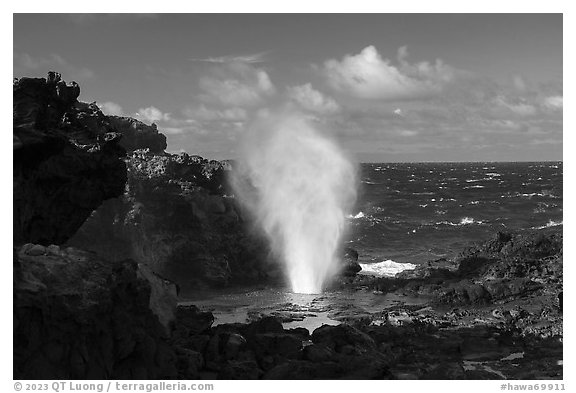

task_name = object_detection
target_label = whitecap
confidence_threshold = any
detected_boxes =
[359,260,417,277]
[532,220,563,230]
[348,212,365,219]
[460,217,478,225]
[436,217,483,226]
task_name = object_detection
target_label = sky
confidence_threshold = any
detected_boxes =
[13,13,563,162]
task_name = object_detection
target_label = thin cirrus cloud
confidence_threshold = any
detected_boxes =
[14,52,95,81]
[492,96,538,117]
[190,51,269,64]
[321,45,461,101]
[62,14,159,25]
[183,105,248,122]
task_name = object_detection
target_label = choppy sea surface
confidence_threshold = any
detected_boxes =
[183,162,562,327]
[349,161,563,267]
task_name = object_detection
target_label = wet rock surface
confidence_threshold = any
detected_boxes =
[173,229,562,379]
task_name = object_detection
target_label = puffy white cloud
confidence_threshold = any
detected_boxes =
[135,106,171,124]
[543,96,563,111]
[199,62,275,107]
[287,83,340,113]
[321,45,459,100]
[98,101,124,116]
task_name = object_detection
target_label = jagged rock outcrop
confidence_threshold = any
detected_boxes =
[68,149,273,290]
[354,229,563,308]
[13,72,127,245]
[13,244,179,379]
[12,71,272,380]
[107,116,167,154]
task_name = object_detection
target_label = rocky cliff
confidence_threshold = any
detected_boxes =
[13,72,127,245]
[12,72,187,379]
[68,149,274,290]
[107,116,167,154]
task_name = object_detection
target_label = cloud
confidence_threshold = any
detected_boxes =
[135,106,171,124]
[493,96,537,117]
[63,14,158,25]
[98,101,124,116]
[183,105,248,122]
[162,127,186,135]
[321,45,460,100]
[399,130,418,137]
[14,53,95,81]
[287,83,340,113]
[543,96,563,111]
[198,62,275,107]
[190,51,269,64]
[512,75,528,92]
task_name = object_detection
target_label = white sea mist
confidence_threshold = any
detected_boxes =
[231,111,357,294]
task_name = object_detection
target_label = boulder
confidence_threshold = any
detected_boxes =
[311,324,376,354]
[340,247,362,277]
[303,344,335,362]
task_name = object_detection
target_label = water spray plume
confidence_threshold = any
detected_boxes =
[231,111,357,294]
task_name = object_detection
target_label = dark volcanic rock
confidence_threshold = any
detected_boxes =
[340,247,362,277]
[107,116,167,153]
[13,72,127,245]
[68,149,273,290]
[357,230,562,307]
[13,244,178,379]
[312,324,376,354]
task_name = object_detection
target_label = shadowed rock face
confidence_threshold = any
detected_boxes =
[68,149,274,290]
[13,244,179,379]
[13,72,127,245]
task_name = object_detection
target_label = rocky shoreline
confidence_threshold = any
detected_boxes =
[165,227,562,379]
[13,73,562,380]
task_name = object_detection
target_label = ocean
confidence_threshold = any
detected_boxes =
[347,162,563,268]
